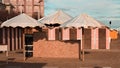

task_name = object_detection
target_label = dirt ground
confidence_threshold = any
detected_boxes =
[0,50,120,68]
[0,35,120,68]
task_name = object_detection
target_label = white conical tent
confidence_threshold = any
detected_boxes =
[1,13,44,28]
[116,27,120,32]
[61,14,106,28]
[38,10,72,24]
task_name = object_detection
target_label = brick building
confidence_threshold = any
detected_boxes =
[1,0,44,20]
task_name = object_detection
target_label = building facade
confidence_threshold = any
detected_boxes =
[1,0,44,19]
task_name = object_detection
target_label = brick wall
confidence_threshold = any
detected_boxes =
[33,30,80,58]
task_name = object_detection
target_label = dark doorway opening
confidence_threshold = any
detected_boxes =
[25,34,33,57]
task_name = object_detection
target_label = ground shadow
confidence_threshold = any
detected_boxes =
[0,61,47,68]
[80,51,90,54]
[15,51,23,54]
[94,66,102,68]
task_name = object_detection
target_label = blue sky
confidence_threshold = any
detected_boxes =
[45,0,120,28]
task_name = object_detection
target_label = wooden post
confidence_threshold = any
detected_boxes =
[62,28,70,40]
[79,40,81,61]
[77,28,82,40]
[106,28,110,49]
[81,27,85,61]
[3,28,6,44]
[22,29,26,61]
[7,28,10,51]
[95,28,99,49]
[12,28,14,51]
[19,28,22,49]
[78,28,82,60]
[91,28,95,49]
[15,28,18,50]
[48,28,55,40]
[6,44,9,64]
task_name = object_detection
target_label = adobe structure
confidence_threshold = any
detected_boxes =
[33,12,111,58]
[0,1,117,59]
[0,0,44,20]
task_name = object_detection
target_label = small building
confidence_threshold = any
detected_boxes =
[0,11,112,59]
[0,13,44,52]
[60,14,111,50]
[34,12,111,58]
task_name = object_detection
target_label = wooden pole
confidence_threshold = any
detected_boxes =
[95,28,99,49]
[78,28,82,60]
[106,28,110,49]
[15,28,18,50]
[2,28,6,44]
[7,28,10,51]
[12,28,14,51]
[6,44,9,64]
[80,28,82,60]
[91,28,95,49]
[79,40,81,61]
[82,27,85,61]
[22,29,26,61]
[19,28,22,49]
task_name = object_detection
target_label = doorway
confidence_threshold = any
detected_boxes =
[25,34,33,57]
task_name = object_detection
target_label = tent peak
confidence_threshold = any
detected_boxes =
[38,10,72,25]
[60,14,106,28]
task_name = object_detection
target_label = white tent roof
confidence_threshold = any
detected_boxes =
[60,14,106,28]
[116,27,120,31]
[38,10,72,24]
[1,13,44,28]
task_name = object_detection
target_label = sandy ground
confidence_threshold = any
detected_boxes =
[0,50,120,68]
[0,36,120,68]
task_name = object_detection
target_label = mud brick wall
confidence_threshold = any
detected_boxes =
[111,34,120,49]
[55,29,60,40]
[84,29,91,49]
[99,29,106,49]
[70,28,77,40]
[33,29,80,58]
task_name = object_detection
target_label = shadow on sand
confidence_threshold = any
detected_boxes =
[0,61,47,68]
